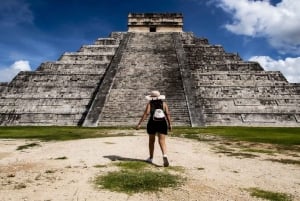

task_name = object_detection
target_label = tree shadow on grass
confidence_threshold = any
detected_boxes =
[103,155,162,167]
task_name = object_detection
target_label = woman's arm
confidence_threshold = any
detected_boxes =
[164,103,172,131]
[136,103,150,129]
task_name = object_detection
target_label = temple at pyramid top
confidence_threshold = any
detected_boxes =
[128,13,183,32]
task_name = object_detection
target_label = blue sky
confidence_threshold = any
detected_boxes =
[1,0,300,82]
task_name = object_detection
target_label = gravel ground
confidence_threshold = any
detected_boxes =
[0,130,299,201]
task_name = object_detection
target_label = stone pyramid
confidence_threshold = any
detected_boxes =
[0,13,299,127]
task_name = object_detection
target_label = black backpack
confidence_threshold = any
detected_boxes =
[150,100,166,121]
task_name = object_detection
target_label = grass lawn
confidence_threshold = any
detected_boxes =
[172,127,300,146]
[94,161,184,194]
[0,126,299,146]
[0,126,132,141]
[246,188,292,201]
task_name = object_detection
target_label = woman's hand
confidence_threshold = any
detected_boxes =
[136,124,141,130]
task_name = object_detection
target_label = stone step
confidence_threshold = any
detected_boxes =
[98,89,190,126]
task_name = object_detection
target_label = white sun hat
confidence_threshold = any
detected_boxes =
[145,90,166,100]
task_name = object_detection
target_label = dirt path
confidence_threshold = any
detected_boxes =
[0,130,299,201]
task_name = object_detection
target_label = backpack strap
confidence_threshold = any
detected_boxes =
[162,102,166,113]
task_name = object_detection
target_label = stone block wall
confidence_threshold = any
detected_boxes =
[128,13,183,32]
[181,32,300,126]
[0,34,124,125]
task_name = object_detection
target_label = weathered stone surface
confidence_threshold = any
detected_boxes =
[0,35,122,125]
[82,33,132,127]
[181,32,300,126]
[0,13,299,126]
[128,13,183,32]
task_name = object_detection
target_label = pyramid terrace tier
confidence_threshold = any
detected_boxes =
[78,45,119,53]
[37,62,109,74]
[192,71,288,84]
[0,113,85,126]
[59,53,114,63]
[94,37,121,45]
[195,85,300,98]
[0,98,89,113]
[189,62,264,71]
[201,98,300,113]
[2,72,102,93]
[204,113,300,126]
[185,53,242,63]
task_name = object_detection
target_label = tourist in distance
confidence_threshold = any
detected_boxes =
[136,90,172,167]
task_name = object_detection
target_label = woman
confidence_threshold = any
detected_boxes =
[136,90,172,167]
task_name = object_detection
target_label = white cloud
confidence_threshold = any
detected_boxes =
[249,56,300,83]
[10,60,31,71]
[0,60,31,82]
[217,0,300,54]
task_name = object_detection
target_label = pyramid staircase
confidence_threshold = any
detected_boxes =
[83,32,190,126]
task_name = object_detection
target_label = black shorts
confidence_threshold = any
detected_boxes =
[147,119,168,135]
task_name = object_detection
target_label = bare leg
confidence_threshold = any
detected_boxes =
[158,133,169,167]
[158,134,167,155]
[149,134,156,159]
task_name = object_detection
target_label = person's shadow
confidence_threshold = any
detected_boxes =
[103,155,162,167]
